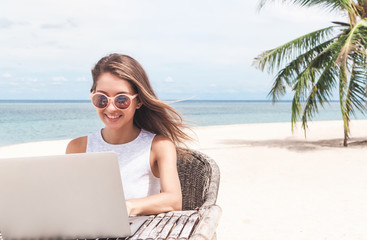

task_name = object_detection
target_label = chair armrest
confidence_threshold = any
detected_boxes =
[201,155,220,208]
[190,205,222,240]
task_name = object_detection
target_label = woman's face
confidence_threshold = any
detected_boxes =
[93,72,139,130]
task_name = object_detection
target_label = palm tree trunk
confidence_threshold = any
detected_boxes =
[343,128,348,146]
[343,119,350,147]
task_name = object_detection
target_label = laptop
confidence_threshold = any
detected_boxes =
[0,152,148,239]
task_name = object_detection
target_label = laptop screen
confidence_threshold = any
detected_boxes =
[0,152,131,239]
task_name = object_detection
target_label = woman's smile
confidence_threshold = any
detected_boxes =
[105,113,122,122]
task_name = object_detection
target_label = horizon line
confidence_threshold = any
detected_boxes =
[0,99,341,103]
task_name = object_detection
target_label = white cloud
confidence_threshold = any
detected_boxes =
[30,88,41,92]
[75,77,88,82]
[8,81,19,86]
[1,73,11,78]
[224,89,238,93]
[52,76,68,85]
[23,77,39,83]
[0,17,15,29]
[164,76,174,83]
[4,77,41,88]
[41,18,77,29]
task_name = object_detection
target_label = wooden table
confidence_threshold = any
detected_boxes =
[128,205,221,240]
[0,205,221,240]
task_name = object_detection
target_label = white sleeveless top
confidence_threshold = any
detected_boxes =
[86,129,161,200]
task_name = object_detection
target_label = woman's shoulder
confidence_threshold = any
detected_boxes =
[151,135,176,158]
[152,135,175,147]
[65,136,87,154]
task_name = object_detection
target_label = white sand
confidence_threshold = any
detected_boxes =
[1,120,367,239]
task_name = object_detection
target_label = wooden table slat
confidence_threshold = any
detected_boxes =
[166,215,189,240]
[156,214,180,240]
[137,213,165,240]
[128,216,154,240]
[177,213,200,240]
[145,212,173,240]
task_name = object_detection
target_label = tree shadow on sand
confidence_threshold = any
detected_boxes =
[219,138,367,152]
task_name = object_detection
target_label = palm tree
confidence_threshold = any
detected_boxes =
[254,0,367,146]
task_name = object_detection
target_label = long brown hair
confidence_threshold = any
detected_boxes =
[91,53,191,146]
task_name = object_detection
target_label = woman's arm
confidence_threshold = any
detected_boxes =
[126,135,182,215]
[65,136,87,154]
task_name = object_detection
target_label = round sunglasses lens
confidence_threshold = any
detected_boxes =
[114,95,130,109]
[93,94,108,108]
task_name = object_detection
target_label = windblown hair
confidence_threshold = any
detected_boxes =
[91,53,191,146]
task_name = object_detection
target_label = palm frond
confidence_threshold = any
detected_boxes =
[268,38,335,101]
[337,19,367,66]
[300,63,339,131]
[290,67,315,131]
[291,91,302,132]
[254,26,336,73]
[332,21,350,27]
[258,0,354,14]
[345,53,367,116]
[310,33,349,68]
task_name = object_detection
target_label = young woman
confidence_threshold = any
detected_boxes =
[66,53,190,215]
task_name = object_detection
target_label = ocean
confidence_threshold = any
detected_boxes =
[0,100,365,146]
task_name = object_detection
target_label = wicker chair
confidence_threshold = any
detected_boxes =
[176,148,221,240]
[177,148,220,210]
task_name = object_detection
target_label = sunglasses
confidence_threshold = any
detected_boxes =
[90,92,138,110]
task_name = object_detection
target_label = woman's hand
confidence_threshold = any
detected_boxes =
[126,200,132,215]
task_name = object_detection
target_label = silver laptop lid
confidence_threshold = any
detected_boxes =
[0,152,131,239]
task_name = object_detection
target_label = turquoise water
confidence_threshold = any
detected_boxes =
[0,100,365,146]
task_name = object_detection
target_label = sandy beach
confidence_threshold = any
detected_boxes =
[1,120,367,239]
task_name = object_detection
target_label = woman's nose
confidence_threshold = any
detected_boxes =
[106,100,118,111]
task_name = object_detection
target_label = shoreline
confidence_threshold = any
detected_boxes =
[1,119,367,152]
[1,120,367,239]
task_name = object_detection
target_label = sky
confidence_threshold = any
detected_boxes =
[0,0,345,100]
